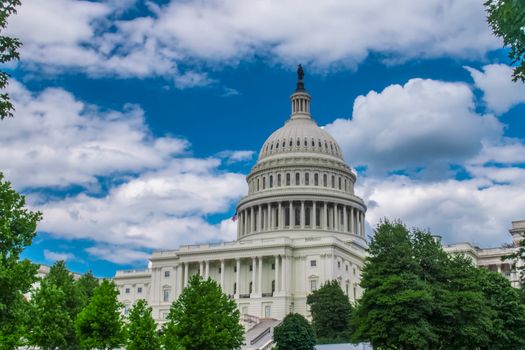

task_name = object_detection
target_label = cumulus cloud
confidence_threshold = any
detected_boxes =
[43,249,77,262]
[325,78,503,175]
[7,0,499,80]
[217,150,254,163]
[0,80,188,189]
[465,64,525,115]
[85,246,151,265]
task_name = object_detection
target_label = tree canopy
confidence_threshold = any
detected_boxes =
[307,280,352,343]
[0,0,21,119]
[162,275,244,350]
[273,313,316,350]
[0,173,42,349]
[485,0,525,82]
[75,279,124,350]
[126,299,160,350]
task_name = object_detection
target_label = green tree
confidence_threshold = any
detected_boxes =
[77,270,99,309]
[0,173,42,349]
[485,0,525,82]
[352,220,436,349]
[75,280,124,350]
[126,299,160,350]
[273,313,316,350]
[28,279,72,350]
[0,0,22,119]
[306,280,352,343]
[478,268,525,350]
[162,275,244,350]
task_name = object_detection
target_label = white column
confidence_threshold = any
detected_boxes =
[350,207,355,234]
[220,259,225,289]
[176,264,183,297]
[334,204,339,231]
[362,212,365,236]
[275,255,280,293]
[199,261,204,276]
[251,257,256,294]
[356,211,361,237]
[313,201,317,227]
[258,256,263,294]
[300,201,305,229]
[205,260,210,279]
[323,202,328,230]
[343,206,348,232]
[237,210,241,237]
[267,203,271,230]
[235,258,240,297]
[281,255,287,295]
[257,205,262,232]
[184,262,189,287]
[290,201,294,228]
[278,202,282,229]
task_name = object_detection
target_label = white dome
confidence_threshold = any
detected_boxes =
[258,117,344,161]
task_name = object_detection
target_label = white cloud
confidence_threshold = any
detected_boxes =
[0,80,188,189]
[325,78,503,175]
[465,64,525,115]
[85,246,151,265]
[217,150,254,163]
[43,249,77,262]
[359,173,525,247]
[7,0,499,80]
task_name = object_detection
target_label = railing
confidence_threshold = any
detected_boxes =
[261,292,273,297]
[241,314,261,325]
[250,327,271,345]
[239,294,250,298]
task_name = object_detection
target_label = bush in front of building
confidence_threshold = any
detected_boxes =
[273,313,316,350]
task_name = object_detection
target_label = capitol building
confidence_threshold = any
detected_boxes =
[113,71,524,337]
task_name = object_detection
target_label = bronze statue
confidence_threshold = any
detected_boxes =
[297,64,304,81]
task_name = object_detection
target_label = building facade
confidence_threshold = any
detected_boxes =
[114,73,524,325]
[114,73,368,323]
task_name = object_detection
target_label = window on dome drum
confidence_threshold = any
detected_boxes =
[344,179,347,191]
[305,173,309,185]
[346,265,349,272]
[310,279,317,291]
[289,140,293,147]
[338,177,342,189]
[285,207,290,226]
[295,172,300,185]
[311,139,315,147]
[269,175,273,188]
[163,289,170,302]
[286,173,291,186]
[125,288,130,294]
[304,139,307,146]
[257,179,260,191]
[296,139,300,146]
[318,140,322,147]
[277,174,281,186]
[314,173,319,186]
[323,174,327,187]
[305,207,311,226]
[262,177,266,190]
[295,206,300,226]
[276,141,279,149]
[331,175,335,188]
[338,261,341,268]
[310,260,317,267]
[137,287,142,293]
[164,271,170,278]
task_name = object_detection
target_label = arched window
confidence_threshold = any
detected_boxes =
[269,175,273,188]
[338,177,342,190]
[295,172,300,185]
[304,138,307,146]
[305,173,309,185]
[331,175,335,188]
[344,179,347,192]
[296,139,300,146]
[277,174,281,186]
[314,173,319,186]
[257,178,260,191]
[276,141,279,149]
[323,174,327,187]
[262,177,266,190]
[311,139,315,147]
[286,173,291,186]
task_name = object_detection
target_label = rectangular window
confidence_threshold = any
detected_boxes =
[314,173,319,186]
[310,280,317,291]
[234,265,237,272]
[163,289,170,302]
[137,287,142,293]
[249,264,253,271]
[286,173,291,186]
[125,288,130,294]
[310,260,316,267]
[219,267,222,274]
[305,173,309,185]
[338,261,341,269]
[295,172,300,185]
[265,305,271,318]
[271,263,275,270]
[164,271,170,278]
[278,174,282,186]
[331,175,335,188]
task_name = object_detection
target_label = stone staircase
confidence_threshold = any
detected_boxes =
[241,315,281,350]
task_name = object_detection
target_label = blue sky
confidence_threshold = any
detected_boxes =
[3,0,525,277]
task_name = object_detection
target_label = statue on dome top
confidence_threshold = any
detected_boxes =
[297,64,304,81]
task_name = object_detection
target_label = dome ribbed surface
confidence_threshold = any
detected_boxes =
[258,117,344,161]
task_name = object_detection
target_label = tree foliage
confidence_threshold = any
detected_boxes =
[485,0,525,82]
[0,0,22,119]
[75,280,124,350]
[162,275,244,350]
[28,279,72,350]
[77,270,99,309]
[307,280,352,343]
[273,313,316,350]
[0,173,42,349]
[126,299,160,350]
